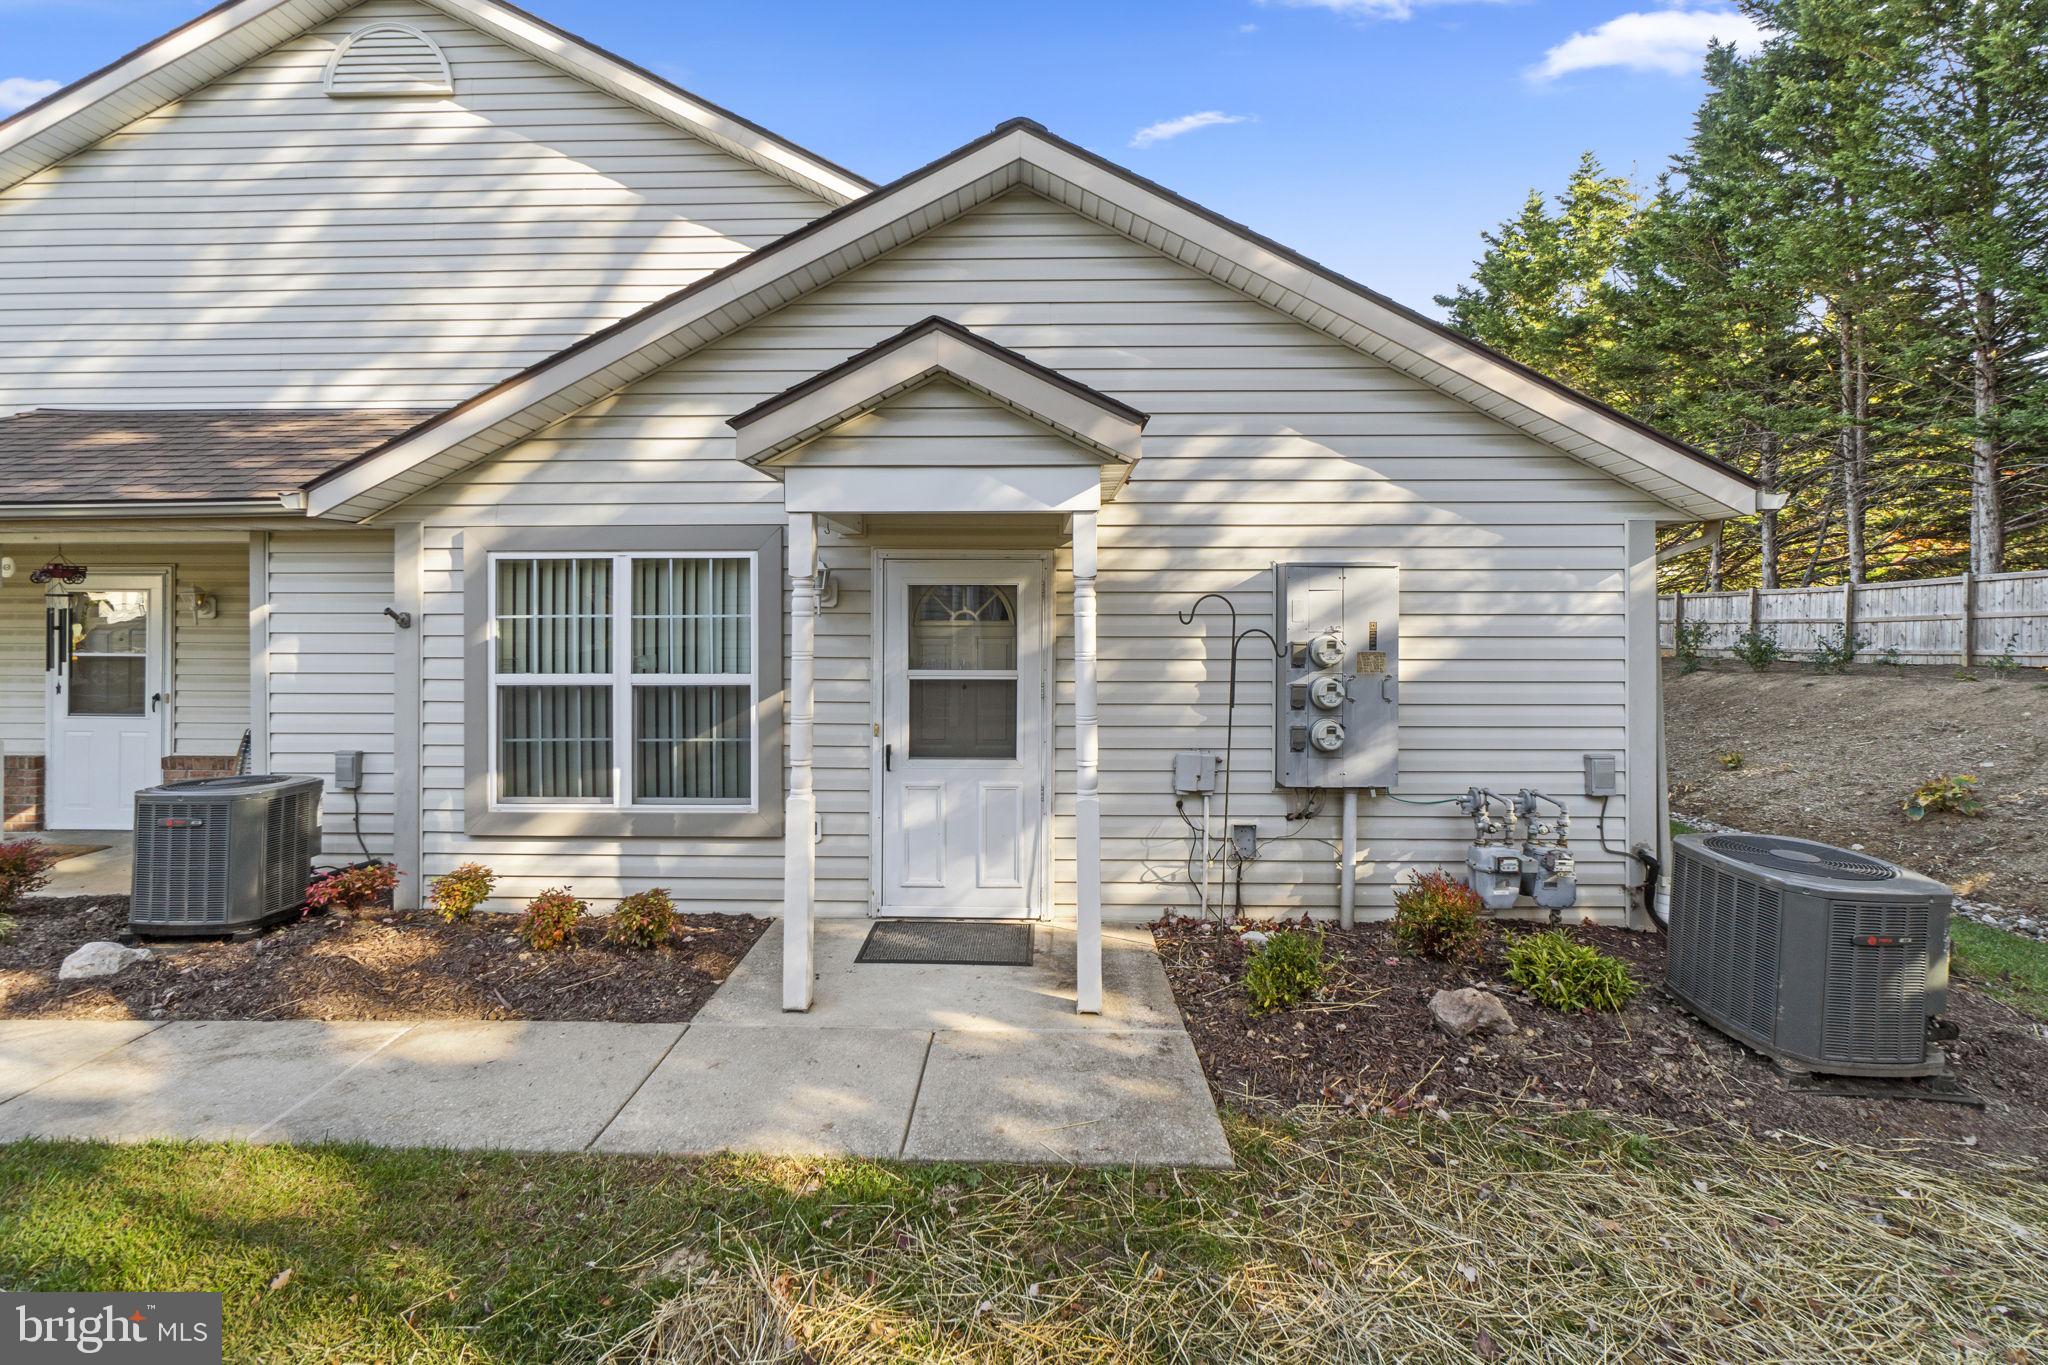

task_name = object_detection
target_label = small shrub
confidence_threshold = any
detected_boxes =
[1876,645,1903,667]
[519,887,586,951]
[1672,620,1714,674]
[0,911,16,943]
[305,861,399,913]
[1392,868,1486,961]
[606,887,677,949]
[1715,750,1744,771]
[427,862,496,922]
[1809,629,1864,674]
[1731,628,1784,671]
[1988,634,2023,677]
[0,840,57,909]
[1954,669,1980,682]
[1904,773,1984,821]
[1243,929,1325,1012]
[1505,930,1640,1012]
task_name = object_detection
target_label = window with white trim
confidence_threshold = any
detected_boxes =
[489,552,758,810]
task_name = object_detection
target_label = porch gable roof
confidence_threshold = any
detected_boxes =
[729,316,1147,481]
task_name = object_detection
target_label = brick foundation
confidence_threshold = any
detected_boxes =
[3,755,43,832]
[161,754,240,784]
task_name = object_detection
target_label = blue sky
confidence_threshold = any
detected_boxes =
[1,0,1766,315]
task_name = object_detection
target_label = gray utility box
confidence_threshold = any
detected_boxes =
[1272,562,1399,790]
[130,774,324,937]
[1667,833,1952,1077]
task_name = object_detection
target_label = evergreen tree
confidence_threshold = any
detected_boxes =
[1436,153,1639,403]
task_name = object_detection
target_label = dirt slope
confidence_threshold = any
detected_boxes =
[1665,663,2048,914]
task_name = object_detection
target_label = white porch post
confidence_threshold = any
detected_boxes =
[783,511,819,1011]
[1072,510,1103,1014]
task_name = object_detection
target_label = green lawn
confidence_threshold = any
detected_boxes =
[1952,918,2048,1022]
[3,1112,2042,1363]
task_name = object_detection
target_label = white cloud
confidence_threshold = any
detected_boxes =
[0,77,60,115]
[1129,110,1251,149]
[1528,5,1769,83]
[1260,0,1513,23]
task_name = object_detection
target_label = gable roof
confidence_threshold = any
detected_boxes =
[300,118,1763,523]
[0,408,435,508]
[0,0,870,204]
[730,316,1147,477]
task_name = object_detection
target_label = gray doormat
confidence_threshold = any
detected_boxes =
[856,919,1035,966]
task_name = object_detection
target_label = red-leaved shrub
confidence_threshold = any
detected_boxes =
[305,862,400,914]
[0,840,57,909]
[519,887,586,952]
[427,862,496,922]
[1392,868,1486,960]
[605,887,677,949]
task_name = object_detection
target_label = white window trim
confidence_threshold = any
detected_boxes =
[485,550,762,816]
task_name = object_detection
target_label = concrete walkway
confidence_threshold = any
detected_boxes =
[29,830,133,897]
[0,922,1231,1167]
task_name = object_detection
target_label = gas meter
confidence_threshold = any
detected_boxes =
[1274,562,1400,789]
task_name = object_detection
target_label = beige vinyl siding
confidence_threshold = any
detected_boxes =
[0,540,250,759]
[264,530,397,861]
[0,0,830,413]
[388,190,1666,922]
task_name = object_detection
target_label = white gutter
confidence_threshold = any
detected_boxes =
[0,498,294,519]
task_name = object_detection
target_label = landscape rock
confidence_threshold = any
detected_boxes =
[59,941,153,981]
[1239,930,1270,949]
[1430,987,1515,1039]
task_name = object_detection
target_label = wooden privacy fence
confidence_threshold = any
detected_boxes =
[1658,569,2048,666]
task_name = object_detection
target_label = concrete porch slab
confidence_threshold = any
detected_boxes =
[259,1022,686,1152]
[0,1019,163,1104]
[902,1030,1232,1168]
[695,921,1181,1032]
[0,1020,410,1142]
[593,1024,930,1158]
[31,830,135,898]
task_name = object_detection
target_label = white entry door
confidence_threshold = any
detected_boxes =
[878,557,1049,916]
[46,580,167,830]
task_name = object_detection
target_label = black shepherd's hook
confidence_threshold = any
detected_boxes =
[1179,594,1284,919]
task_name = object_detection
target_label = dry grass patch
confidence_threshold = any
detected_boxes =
[615,1111,2046,1363]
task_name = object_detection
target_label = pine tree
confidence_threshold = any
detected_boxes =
[1436,153,1639,403]
[1877,0,2048,575]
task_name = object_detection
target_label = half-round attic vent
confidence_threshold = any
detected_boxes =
[322,22,454,98]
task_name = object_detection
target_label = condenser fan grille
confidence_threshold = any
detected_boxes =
[1704,834,1898,882]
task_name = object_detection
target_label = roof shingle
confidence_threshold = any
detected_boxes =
[0,409,436,505]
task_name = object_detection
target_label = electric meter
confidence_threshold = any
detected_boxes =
[1273,561,1400,790]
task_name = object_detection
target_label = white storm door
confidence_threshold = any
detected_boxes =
[879,558,1048,916]
[46,580,167,830]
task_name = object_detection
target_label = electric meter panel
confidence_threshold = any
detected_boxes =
[1274,562,1399,789]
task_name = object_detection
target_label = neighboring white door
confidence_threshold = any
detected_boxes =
[45,580,167,830]
[878,557,1049,917]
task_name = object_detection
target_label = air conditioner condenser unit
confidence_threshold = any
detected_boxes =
[1666,832,1952,1078]
[130,774,324,937]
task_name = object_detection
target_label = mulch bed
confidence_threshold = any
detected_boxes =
[1155,916,2048,1164]
[0,896,767,1024]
